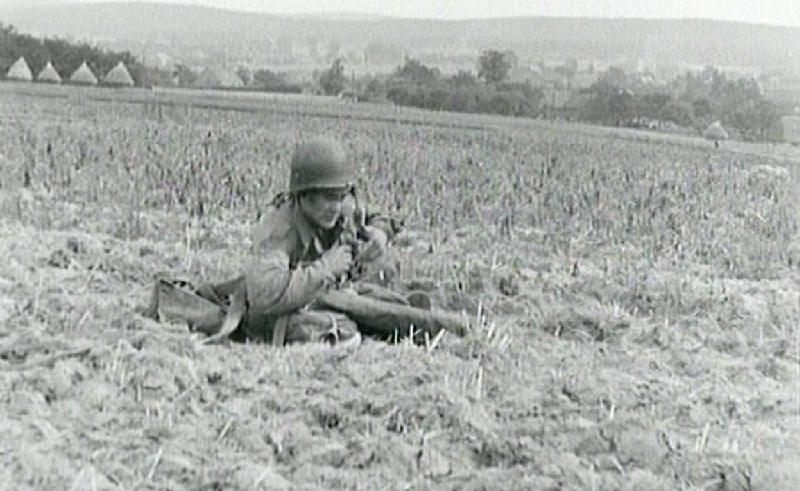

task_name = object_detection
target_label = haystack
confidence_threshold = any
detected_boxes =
[36,61,62,83]
[70,62,98,85]
[703,121,729,141]
[6,56,33,81]
[104,61,135,87]
[192,67,244,89]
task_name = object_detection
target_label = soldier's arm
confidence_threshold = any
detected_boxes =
[245,251,333,316]
[245,229,334,317]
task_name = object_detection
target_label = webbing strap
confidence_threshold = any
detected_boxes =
[272,316,290,347]
[203,282,247,344]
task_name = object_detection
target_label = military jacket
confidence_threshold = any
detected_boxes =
[244,195,395,321]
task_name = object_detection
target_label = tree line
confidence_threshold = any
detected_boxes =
[577,65,781,141]
[1,22,783,142]
[318,50,545,118]
[318,50,783,141]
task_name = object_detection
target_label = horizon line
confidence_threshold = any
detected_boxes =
[3,0,799,29]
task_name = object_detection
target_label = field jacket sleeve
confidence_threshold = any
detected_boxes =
[245,218,333,317]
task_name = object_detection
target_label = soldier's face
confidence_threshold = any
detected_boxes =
[300,188,350,229]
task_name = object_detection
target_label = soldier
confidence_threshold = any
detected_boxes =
[144,137,463,346]
[241,137,398,346]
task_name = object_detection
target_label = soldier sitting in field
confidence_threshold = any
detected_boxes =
[239,137,398,346]
[145,137,466,346]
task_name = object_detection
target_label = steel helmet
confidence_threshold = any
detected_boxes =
[289,137,354,193]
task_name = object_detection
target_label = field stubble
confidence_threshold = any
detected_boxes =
[1,90,800,490]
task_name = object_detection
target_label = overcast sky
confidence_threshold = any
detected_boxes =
[2,0,800,27]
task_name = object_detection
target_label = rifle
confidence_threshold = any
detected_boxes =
[336,186,372,283]
[318,289,469,339]
[324,189,468,339]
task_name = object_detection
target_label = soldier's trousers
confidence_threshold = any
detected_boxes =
[242,282,416,347]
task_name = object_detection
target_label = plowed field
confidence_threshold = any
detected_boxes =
[1,83,799,490]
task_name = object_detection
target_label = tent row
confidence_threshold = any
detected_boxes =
[7,56,245,89]
[4,57,135,86]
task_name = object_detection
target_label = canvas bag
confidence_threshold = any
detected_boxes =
[142,277,246,341]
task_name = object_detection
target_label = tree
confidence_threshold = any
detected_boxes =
[319,58,346,95]
[477,49,513,84]
[393,56,440,85]
[676,68,782,140]
[749,98,779,139]
[449,70,478,88]
[447,88,480,113]
[583,77,635,125]
[502,50,519,70]
[236,66,252,86]
[173,64,196,86]
[252,69,289,89]
[634,93,672,121]
[362,78,386,101]
[659,99,695,127]
[692,98,713,120]
[722,91,779,140]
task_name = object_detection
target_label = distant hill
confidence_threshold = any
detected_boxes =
[1,2,798,73]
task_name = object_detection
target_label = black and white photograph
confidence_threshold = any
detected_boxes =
[1,0,799,489]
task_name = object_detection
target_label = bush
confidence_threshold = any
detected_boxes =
[383,77,542,118]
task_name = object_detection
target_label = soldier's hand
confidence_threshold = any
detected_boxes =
[357,226,388,263]
[319,244,354,280]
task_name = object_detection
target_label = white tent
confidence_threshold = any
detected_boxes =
[36,61,62,84]
[70,61,98,85]
[703,120,729,141]
[6,56,33,81]
[104,61,135,87]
